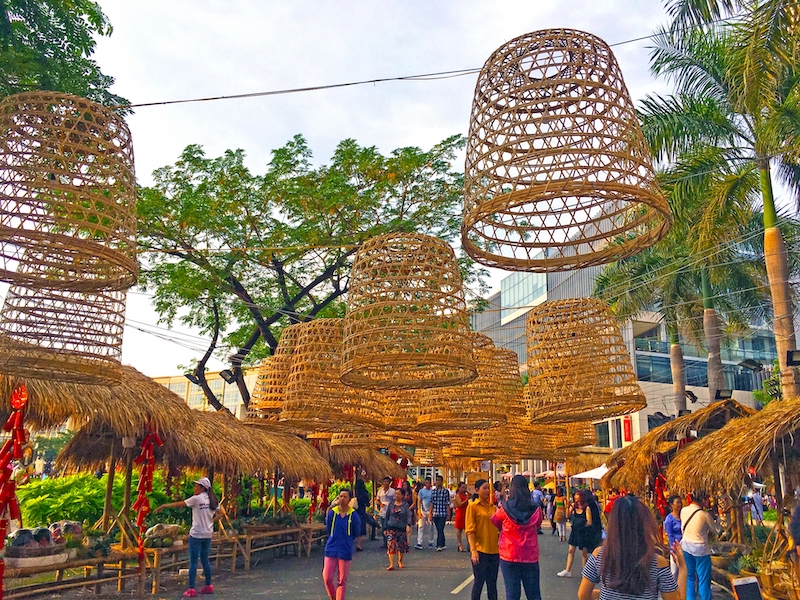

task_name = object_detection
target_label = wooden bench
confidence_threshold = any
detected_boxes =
[241,527,301,570]
[299,523,328,557]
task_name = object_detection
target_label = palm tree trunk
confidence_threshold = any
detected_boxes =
[668,323,686,413]
[701,268,725,401]
[760,163,800,399]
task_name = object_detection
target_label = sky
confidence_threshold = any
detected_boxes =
[87,0,679,377]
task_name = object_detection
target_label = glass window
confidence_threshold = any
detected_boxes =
[612,419,623,450]
[168,381,188,399]
[223,384,242,413]
[594,422,610,448]
[187,384,205,409]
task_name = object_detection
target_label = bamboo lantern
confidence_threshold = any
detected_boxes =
[280,318,385,431]
[0,281,125,385]
[526,298,646,422]
[462,29,671,271]
[341,232,477,390]
[330,432,393,448]
[306,432,333,441]
[413,448,444,467]
[0,92,137,291]
[248,324,302,416]
[416,333,510,431]
[495,347,526,416]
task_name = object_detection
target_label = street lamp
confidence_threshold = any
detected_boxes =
[787,350,800,366]
[184,372,201,385]
[714,389,733,400]
[684,390,698,404]
[219,369,237,384]
[738,359,763,372]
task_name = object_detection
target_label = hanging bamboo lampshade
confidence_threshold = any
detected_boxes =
[280,318,385,431]
[462,29,671,272]
[248,324,302,417]
[306,432,333,441]
[413,448,444,467]
[0,92,138,291]
[341,232,477,390]
[416,333,510,431]
[0,282,125,385]
[526,298,646,422]
[495,347,526,416]
[330,432,393,448]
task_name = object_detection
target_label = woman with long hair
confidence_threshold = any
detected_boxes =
[557,489,596,577]
[153,476,221,598]
[385,486,413,570]
[466,479,500,600]
[578,495,686,600]
[553,486,567,542]
[354,479,370,552]
[453,482,469,552]
[491,474,543,600]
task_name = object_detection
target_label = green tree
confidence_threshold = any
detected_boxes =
[0,0,127,106]
[137,134,486,409]
[639,9,800,398]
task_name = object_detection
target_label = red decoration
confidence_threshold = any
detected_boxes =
[389,452,398,461]
[134,426,163,562]
[400,458,408,469]
[0,384,28,600]
[320,484,330,514]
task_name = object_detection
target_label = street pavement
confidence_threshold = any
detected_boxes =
[41,522,731,599]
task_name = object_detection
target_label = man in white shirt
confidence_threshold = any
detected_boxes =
[680,491,719,600]
[415,477,434,550]
[376,477,395,549]
[750,488,764,526]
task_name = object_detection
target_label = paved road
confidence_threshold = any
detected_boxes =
[40,522,730,599]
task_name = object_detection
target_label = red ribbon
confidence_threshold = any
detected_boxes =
[135,425,163,563]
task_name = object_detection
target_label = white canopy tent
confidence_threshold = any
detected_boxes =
[569,465,610,480]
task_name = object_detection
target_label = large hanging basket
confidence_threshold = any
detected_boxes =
[330,432,393,448]
[341,232,477,390]
[280,318,385,431]
[0,92,137,291]
[413,448,444,467]
[462,29,671,271]
[416,333,511,431]
[0,283,126,385]
[248,324,302,417]
[526,298,646,422]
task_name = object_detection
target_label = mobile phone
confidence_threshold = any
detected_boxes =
[732,576,763,600]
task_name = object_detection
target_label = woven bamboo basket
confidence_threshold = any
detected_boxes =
[462,29,671,272]
[495,347,525,416]
[341,232,477,390]
[0,282,125,385]
[413,448,444,467]
[416,333,511,431]
[330,432,393,448]
[248,324,302,417]
[279,318,385,431]
[526,298,646,422]
[0,92,137,291]
[306,432,333,441]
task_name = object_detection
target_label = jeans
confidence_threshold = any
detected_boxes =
[417,514,434,546]
[472,552,500,600]
[322,556,351,600]
[684,552,712,600]
[432,516,447,549]
[500,560,541,600]
[188,536,212,590]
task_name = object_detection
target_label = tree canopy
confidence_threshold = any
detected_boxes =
[0,0,127,105]
[137,134,486,409]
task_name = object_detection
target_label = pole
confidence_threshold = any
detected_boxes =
[102,441,119,531]
[122,450,133,518]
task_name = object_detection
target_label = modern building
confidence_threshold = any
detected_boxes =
[471,267,771,451]
[152,369,258,419]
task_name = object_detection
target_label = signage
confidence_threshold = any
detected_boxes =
[623,416,633,442]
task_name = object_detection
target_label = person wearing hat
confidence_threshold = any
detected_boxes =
[154,476,221,597]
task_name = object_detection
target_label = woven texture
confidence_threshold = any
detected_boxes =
[0,92,137,291]
[341,232,477,390]
[248,324,302,417]
[416,333,511,431]
[526,298,646,422]
[280,318,384,431]
[0,279,125,385]
[412,448,444,467]
[462,29,671,272]
[330,432,393,448]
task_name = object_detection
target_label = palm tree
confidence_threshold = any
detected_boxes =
[639,10,800,397]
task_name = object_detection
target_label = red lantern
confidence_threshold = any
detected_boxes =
[400,458,409,469]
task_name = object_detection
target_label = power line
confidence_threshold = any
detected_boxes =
[115,14,742,110]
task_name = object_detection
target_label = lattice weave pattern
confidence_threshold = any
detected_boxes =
[0,92,137,291]
[462,29,671,271]
[416,333,510,431]
[526,298,646,422]
[342,232,477,390]
[249,324,302,416]
[280,319,384,431]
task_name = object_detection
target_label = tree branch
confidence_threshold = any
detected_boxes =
[194,300,224,411]
[230,327,261,409]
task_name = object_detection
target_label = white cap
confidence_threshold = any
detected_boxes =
[194,477,211,490]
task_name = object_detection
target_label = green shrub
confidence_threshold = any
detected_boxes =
[291,498,311,521]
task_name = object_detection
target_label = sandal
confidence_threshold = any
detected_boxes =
[398,563,405,569]
[458,545,465,552]
[386,566,395,571]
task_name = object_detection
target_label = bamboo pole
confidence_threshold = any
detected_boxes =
[122,450,133,518]
[101,441,118,531]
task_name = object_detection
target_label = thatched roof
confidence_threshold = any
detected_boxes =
[56,410,333,481]
[566,447,613,475]
[602,399,754,493]
[666,398,800,493]
[311,441,407,480]
[0,365,194,436]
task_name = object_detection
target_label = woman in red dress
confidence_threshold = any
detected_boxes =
[453,481,469,552]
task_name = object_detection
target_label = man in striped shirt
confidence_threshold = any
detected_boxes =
[431,474,451,551]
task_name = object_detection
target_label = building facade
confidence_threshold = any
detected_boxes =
[152,369,258,418]
[471,267,770,451]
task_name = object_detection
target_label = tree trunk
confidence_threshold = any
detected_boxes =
[701,268,725,402]
[760,163,800,399]
[102,441,118,531]
[669,323,686,414]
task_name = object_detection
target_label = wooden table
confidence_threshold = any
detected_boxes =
[4,552,143,598]
[241,527,301,570]
[299,523,328,557]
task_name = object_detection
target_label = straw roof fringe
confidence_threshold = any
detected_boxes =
[666,398,800,494]
[311,441,406,480]
[566,447,613,475]
[602,399,754,492]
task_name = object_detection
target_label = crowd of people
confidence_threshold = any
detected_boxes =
[320,475,729,600]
